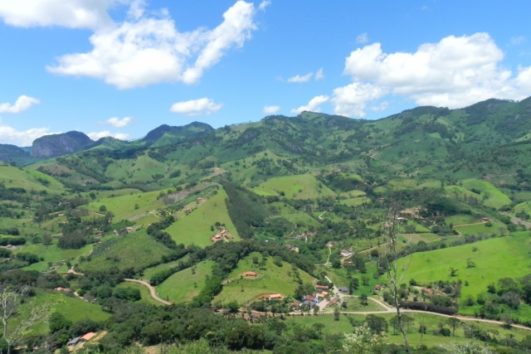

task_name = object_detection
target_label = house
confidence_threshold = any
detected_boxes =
[211,228,231,243]
[315,284,329,291]
[318,291,329,298]
[338,287,349,294]
[286,244,300,253]
[67,337,81,346]
[242,271,258,278]
[67,332,97,347]
[81,332,97,342]
[340,249,354,258]
[373,284,383,292]
[265,293,285,301]
[399,207,422,219]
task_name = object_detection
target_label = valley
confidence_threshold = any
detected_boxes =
[0,99,530,353]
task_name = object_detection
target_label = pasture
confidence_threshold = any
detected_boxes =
[253,174,336,199]
[394,232,530,303]
[156,260,215,303]
[79,231,172,272]
[214,252,315,305]
[165,188,240,247]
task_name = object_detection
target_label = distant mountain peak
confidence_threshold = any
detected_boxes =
[31,131,93,158]
[143,122,214,144]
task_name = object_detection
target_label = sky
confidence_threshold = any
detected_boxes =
[0,0,531,146]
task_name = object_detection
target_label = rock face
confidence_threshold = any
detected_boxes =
[31,131,93,158]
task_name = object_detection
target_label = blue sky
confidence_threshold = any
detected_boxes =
[0,0,530,145]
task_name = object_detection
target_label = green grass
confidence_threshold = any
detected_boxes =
[253,174,336,200]
[286,312,529,348]
[12,291,109,336]
[105,154,167,184]
[156,260,215,303]
[461,179,512,209]
[214,252,315,305]
[80,231,172,272]
[87,190,165,226]
[343,297,387,312]
[166,188,240,247]
[0,165,63,192]
[16,243,93,272]
[393,232,531,306]
[116,282,162,306]
[515,201,531,215]
[454,221,507,236]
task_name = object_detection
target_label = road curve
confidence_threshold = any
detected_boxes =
[124,278,172,306]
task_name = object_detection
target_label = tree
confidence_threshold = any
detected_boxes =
[446,317,461,336]
[334,306,340,321]
[343,324,382,354]
[0,287,47,354]
[383,208,410,351]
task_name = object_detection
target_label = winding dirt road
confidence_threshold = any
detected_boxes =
[124,278,172,305]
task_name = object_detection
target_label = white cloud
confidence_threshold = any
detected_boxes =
[88,130,128,140]
[170,98,222,116]
[0,95,40,114]
[46,1,257,89]
[258,0,271,11]
[287,68,325,83]
[106,116,132,128]
[355,32,369,45]
[332,32,531,116]
[0,124,52,146]
[263,105,280,115]
[292,95,329,114]
[0,0,118,29]
[332,82,383,117]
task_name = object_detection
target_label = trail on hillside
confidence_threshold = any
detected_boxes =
[125,278,172,306]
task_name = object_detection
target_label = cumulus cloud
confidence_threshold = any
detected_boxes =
[0,124,52,146]
[258,0,271,11]
[332,83,383,117]
[47,1,257,89]
[292,95,329,114]
[287,68,325,83]
[170,98,222,116]
[0,95,40,114]
[88,130,128,140]
[0,0,117,29]
[332,32,531,117]
[263,105,280,115]
[106,116,132,128]
[355,32,369,45]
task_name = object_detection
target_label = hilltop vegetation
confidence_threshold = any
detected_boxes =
[0,98,530,353]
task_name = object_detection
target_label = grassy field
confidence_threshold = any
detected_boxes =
[79,231,172,272]
[87,190,165,226]
[105,154,167,184]
[461,179,512,209]
[16,243,93,272]
[13,291,109,336]
[166,188,240,247]
[253,174,336,199]
[286,312,529,348]
[515,201,531,215]
[394,232,530,304]
[0,165,63,192]
[343,296,387,312]
[214,252,315,305]
[156,260,215,303]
